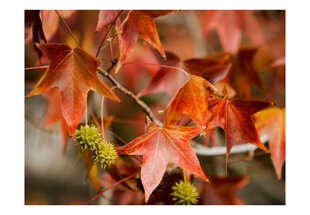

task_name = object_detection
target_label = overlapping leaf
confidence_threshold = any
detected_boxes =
[254,107,285,179]
[96,10,120,32]
[164,75,220,126]
[26,43,120,135]
[200,176,248,205]
[229,48,264,99]
[203,10,264,53]
[42,88,69,154]
[208,88,271,160]
[183,53,232,84]
[117,122,208,202]
[116,10,175,72]
[138,51,186,98]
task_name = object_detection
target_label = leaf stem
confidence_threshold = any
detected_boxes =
[55,10,80,48]
[95,10,123,58]
[124,62,189,76]
[25,65,48,71]
[81,173,135,205]
[98,67,163,126]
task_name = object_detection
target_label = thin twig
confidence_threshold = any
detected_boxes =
[81,173,135,205]
[95,10,123,58]
[55,10,80,48]
[98,67,162,126]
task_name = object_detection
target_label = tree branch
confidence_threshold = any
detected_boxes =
[97,67,163,126]
[191,135,268,156]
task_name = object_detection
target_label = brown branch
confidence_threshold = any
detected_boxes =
[98,67,162,126]
[95,10,123,58]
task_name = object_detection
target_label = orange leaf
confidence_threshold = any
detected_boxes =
[164,75,219,126]
[117,122,207,202]
[26,43,120,135]
[254,107,285,179]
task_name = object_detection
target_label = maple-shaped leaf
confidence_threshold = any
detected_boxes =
[26,43,120,135]
[203,10,264,53]
[138,51,186,98]
[208,88,271,160]
[254,107,285,179]
[96,10,120,32]
[200,176,248,205]
[229,48,264,99]
[115,10,175,72]
[164,75,220,126]
[183,53,231,84]
[117,122,208,202]
[42,88,69,154]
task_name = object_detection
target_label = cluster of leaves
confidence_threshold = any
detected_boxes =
[25,10,285,204]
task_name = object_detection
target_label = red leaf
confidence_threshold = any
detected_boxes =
[229,48,264,99]
[164,75,220,126]
[200,176,248,205]
[183,53,231,84]
[96,10,120,32]
[208,88,271,160]
[42,88,69,154]
[116,10,175,72]
[254,107,285,179]
[138,51,186,98]
[26,43,120,135]
[117,122,208,202]
[203,10,264,53]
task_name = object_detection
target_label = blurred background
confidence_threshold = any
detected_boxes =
[25,10,285,205]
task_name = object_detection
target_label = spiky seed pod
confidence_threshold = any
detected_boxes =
[92,140,118,169]
[171,180,199,205]
[74,124,101,152]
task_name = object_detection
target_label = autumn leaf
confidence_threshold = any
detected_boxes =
[42,88,69,154]
[117,122,208,202]
[26,43,120,135]
[208,87,271,160]
[229,48,264,99]
[200,176,248,205]
[115,10,175,72]
[40,10,75,41]
[96,10,120,32]
[203,10,264,53]
[254,107,285,179]
[183,53,232,84]
[138,51,186,98]
[164,75,220,126]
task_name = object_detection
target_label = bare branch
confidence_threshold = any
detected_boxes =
[98,67,163,126]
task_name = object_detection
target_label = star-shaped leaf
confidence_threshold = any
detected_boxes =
[26,43,120,135]
[254,107,285,179]
[208,88,271,160]
[117,122,208,202]
[115,10,175,72]
[164,75,220,126]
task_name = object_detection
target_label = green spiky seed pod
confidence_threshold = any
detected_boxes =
[171,180,199,205]
[92,140,118,169]
[74,124,101,152]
